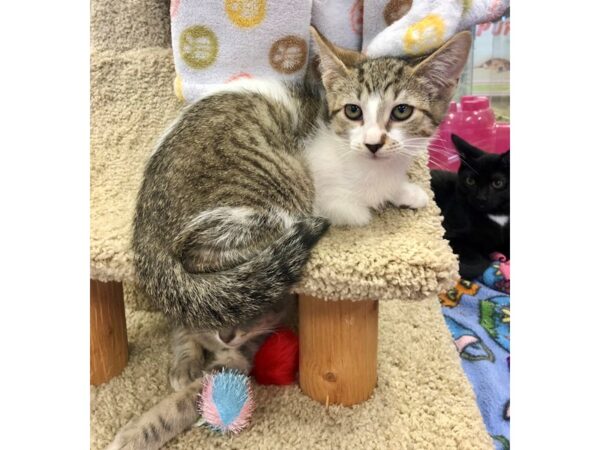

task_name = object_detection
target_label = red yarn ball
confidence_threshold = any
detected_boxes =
[251,327,299,385]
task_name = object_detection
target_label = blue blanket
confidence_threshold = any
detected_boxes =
[440,276,510,449]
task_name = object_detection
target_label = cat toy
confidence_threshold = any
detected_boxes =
[195,328,299,435]
[483,253,510,294]
[251,327,299,385]
[196,369,254,434]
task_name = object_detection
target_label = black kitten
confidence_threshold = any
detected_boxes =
[431,134,510,279]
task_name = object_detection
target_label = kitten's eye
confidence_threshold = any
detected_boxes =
[492,179,506,189]
[391,104,414,121]
[465,176,476,186]
[344,104,363,120]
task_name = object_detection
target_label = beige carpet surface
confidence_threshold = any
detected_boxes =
[90,47,180,282]
[91,0,171,52]
[91,287,493,450]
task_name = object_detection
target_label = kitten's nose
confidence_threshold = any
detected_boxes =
[365,143,383,154]
[218,329,236,344]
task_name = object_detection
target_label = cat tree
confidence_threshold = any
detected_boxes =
[91,198,456,407]
[92,136,457,407]
[298,295,378,405]
[90,2,497,447]
[90,1,459,406]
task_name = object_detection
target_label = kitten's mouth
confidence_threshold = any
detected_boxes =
[366,152,388,161]
[471,201,489,212]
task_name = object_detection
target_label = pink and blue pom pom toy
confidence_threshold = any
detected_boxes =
[197,369,255,434]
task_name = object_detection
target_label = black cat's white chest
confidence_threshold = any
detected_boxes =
[487,214,509,227]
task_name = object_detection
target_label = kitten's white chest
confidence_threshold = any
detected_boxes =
[304,129,403,202]
[488,214,509,227]
[302,125,413,226]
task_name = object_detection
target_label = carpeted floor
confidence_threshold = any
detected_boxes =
[91,286,493,450]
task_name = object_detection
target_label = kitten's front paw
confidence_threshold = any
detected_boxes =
[392,184,429,209]
[169,358,205,391]
[106,419,145,450]
[207,350,251,374]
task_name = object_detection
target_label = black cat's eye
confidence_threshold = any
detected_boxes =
[492,179,506,189]
[344,104,363,120]
[391,104,414,121]
[465,176,476,186]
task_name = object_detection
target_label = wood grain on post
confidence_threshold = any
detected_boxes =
[299,295,378,406]
[90,280,128,385]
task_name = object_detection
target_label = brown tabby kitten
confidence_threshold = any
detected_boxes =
[305,29,472,226]
[110,28,471,449]
[133,81,329,331]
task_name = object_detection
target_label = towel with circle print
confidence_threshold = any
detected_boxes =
[170,0,509,103]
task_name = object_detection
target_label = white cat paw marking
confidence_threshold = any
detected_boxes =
[392,183,429,209]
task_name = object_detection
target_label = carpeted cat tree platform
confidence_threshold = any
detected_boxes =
[90,0,493,448]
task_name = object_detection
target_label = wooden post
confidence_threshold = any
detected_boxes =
[299,295,378,406]
[90,280,128,385]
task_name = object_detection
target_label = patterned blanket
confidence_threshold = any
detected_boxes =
[440,254,510,449]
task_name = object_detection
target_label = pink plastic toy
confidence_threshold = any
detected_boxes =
[428,96,510,172]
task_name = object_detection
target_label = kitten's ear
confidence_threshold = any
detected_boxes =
[413,31,472,98]
[310,26,365,89]
[452,134,484,160]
